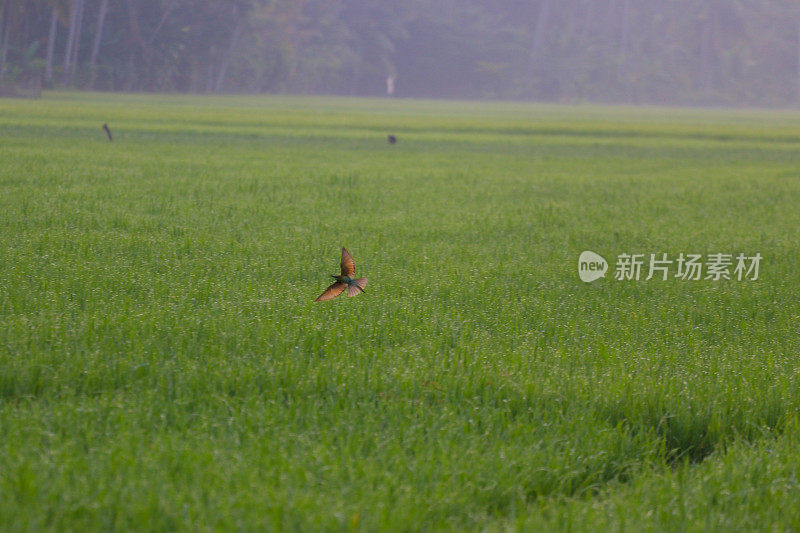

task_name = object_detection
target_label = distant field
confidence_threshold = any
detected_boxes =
[1,92,800,531]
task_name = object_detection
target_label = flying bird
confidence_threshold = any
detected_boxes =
[387,134,397,144]
[315,247,368,301]
[102,123,113,142]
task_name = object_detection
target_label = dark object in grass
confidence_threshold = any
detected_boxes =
[387,134,397,144]
[103,123,113,142]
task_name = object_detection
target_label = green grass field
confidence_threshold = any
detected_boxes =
[1,92,800,531]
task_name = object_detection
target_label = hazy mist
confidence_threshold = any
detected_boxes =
[1,0,800,106]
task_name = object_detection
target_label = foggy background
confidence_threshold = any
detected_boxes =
[2,0,800,106]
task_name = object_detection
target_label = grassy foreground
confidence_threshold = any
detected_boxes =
[1,92,800,531]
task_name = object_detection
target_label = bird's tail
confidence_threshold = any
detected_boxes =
[347,278,368,297]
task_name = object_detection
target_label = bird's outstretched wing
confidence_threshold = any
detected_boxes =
[347,278,367,297]
[316,282,347,301]
[340,247,356,277]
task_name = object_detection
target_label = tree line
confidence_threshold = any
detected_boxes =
[1,0,799,106]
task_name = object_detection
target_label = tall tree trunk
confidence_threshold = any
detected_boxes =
[214,22,243,94]
[205,61,214,93]
[700,15,714,98]
[796,18,800,101]
[618,0,631,79]
[45,7,58,83]
[0,11,7,83]
[89,0,108,88]
[68,0,85,86]
[125,0,149,89]
[124,51,136,91]
[349,39,363,96]
[0,2,22,83]
[63,0,79,85]
[531,0,552,59]
[527,0,553,94]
